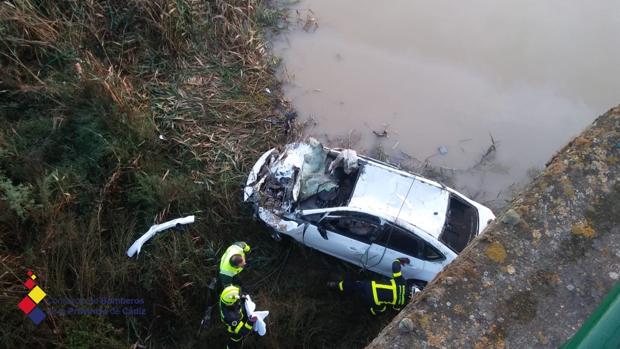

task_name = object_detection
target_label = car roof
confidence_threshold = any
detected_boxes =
[347,159,450,239]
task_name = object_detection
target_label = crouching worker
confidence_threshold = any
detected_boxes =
[219,285,256,349]
[328,258,420,315]
[219,242,251,287]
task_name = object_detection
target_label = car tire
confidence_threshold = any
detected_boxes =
[408,279,427,290]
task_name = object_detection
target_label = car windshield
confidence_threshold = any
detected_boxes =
[248,142,361,213]
[439,194,479,253]
[295,150,361,210]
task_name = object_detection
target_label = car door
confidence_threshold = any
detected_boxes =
[365,223,444,281]
[301,211,381,268]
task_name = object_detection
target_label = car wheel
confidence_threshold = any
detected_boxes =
[408,279,427,290]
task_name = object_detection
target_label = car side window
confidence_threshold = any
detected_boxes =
[379,224,422,258]
[422,242,444,261]
[376,224,445,261]
[321,212,380,244]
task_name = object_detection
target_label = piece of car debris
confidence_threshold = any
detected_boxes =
[373,129,388,137]
[127,215,195,258]
[244,295,270,336]
[303,15,319,32]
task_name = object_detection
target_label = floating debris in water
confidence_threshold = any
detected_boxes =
[302,13,319,32]
[373,129,388,137]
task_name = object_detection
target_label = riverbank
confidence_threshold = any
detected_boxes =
[0,1,288,346]
[0,1,401,347]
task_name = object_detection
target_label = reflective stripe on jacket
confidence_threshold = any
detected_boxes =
[219,301,253,334]
[371,279,397,305]
[370,260,408,307]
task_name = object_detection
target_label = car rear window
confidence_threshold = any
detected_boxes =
[439,195,479,253]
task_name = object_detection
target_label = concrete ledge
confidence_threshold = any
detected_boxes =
[366,107,620,349]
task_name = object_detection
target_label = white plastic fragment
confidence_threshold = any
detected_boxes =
[252,311,269,336]
[328,149,359,175]
[126,215,195,258]
[243,295,270,336]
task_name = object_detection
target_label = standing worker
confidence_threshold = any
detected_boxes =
[219,285,257,349]
[219,241,251,286]
[328,258,420,315]
[198,242,251,334]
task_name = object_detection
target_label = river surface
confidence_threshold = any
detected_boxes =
[273,0,620,208]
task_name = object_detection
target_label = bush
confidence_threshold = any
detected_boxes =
[0,173,34,220]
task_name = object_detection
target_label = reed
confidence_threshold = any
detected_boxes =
[0,1,392,347]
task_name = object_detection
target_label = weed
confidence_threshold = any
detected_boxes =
[0,172,34,220]
[0,1,391,347]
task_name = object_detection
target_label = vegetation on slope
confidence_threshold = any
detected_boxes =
[0,1,391,347]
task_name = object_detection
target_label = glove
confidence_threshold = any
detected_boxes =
[397,258,410,265]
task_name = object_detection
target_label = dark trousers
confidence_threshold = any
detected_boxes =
[225,324,252,349]
[339,280,374,305]
[226,334,242,349]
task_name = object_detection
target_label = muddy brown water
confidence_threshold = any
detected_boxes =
[274,0,620,208]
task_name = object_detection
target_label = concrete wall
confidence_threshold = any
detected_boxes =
[366,107,620,348]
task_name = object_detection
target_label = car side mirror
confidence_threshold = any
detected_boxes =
[317,224,329,240]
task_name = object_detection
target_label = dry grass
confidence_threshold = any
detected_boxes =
[0,1,393,347]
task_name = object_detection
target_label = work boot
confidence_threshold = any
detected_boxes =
[326,281,338,290]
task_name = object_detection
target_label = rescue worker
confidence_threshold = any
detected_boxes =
[219,285,256,349]
[328,258,420,315]
[219,241,251,286]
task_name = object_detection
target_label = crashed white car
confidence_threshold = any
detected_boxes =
[243,139,495,284]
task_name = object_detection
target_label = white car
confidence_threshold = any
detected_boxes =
[243,139,495,284]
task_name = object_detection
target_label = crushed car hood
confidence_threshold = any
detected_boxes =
[244,140,339,213]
